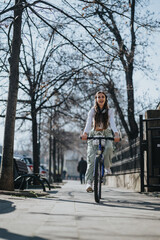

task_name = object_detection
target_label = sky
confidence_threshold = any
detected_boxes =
[0,0,160,151]
[132,0,160,103]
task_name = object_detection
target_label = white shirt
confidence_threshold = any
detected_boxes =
[83,107,118,134]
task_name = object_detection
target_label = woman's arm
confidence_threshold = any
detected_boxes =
[108,108,118,133]
[83,108,94,134]
[109,108,120,142]
[81,108,94,140]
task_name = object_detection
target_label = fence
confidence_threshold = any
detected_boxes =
[111,138,140,175]
[140,114,160,191]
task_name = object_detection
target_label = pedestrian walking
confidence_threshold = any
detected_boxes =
[77,157,87,184]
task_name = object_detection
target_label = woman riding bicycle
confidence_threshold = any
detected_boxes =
[81,91,120,192]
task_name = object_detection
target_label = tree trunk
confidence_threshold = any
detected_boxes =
[53,137,56,182]
[126,0,138,140]
[49,117,52,183]
[126,64,138,140]
[61,148,64,179]
[57,143,60,176]
[31,103,39,175]
[0,0,23,191]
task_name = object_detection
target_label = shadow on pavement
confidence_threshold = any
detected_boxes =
[0,200,16,214]
[46,190,58,194]
[100,189,160,211]
[0,228,47,240]
[101,198,160,211]
[56,191,160,212]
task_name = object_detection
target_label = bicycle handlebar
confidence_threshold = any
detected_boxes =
[86,136,114,140]
[80,136,121,142]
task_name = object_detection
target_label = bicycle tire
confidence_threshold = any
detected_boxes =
[94,156,102,203]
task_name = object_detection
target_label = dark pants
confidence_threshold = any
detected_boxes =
[80,173,85,184]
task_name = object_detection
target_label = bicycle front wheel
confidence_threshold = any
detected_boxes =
[94,156,102,203]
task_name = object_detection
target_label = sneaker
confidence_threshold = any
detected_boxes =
[86,182,93,192]
[104,168,112,175]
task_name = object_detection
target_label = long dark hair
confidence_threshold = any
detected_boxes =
[94,91,109,130]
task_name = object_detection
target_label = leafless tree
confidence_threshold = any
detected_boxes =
[0,0,23,190]
[61,0,160,140]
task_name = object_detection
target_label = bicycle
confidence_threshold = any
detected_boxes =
[86,136,114,203]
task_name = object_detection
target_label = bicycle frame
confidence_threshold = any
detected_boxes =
[94,138,105,178]
[87,136,114,203]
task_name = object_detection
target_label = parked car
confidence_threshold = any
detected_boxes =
[40,164,48,179]
[21,155,33,174]
[21,155,48,178]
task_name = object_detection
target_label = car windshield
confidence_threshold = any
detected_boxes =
[40,164,48,171]
[23,157,33,164]
[40,165,45,170]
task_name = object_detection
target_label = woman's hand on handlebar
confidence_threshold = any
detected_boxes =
[114,132,120,142]
[81,132,88,140]
[81,131,121,142]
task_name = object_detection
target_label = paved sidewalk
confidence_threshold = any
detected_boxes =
[0,180,160,240]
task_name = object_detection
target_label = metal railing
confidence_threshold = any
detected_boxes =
[111,138,140,174]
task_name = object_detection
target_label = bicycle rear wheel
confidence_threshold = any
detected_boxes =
[94,156,102,203]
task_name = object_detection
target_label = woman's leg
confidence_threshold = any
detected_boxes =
[103,129,113,169]
[103,140,113,168]
[85,142,96,184]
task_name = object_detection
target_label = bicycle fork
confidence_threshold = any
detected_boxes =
[93,143,105,181]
